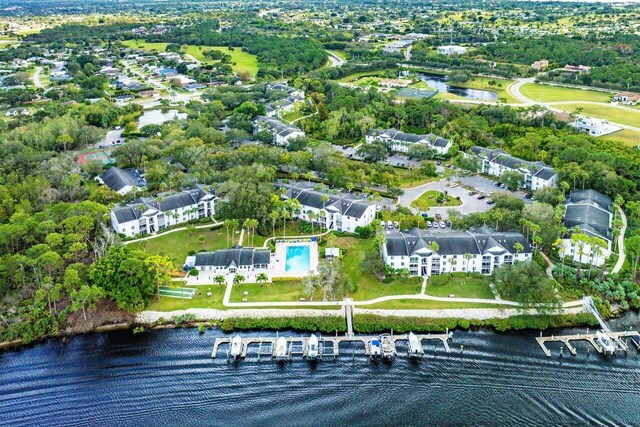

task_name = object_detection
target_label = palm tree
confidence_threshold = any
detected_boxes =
[231,219,239,246]
[214,275,226,285]
[224,219,233,248]
[463,253,473,275]
[256,273,269,285]
[269,210,279,239]
[513,242,524,258]
[233,274,245,287]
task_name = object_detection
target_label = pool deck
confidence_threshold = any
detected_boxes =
[273,241,319,278]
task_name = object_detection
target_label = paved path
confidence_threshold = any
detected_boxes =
[326,50,346,67]
[539,251,556,279]
[261,229,331,248]
[32,66,44,88]
[508,78,640,133]
[123,221,222,245]
[612,207,627,274]
[237,228,245,246]
[397,178,493,216]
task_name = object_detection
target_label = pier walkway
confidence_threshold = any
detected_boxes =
[211,332,452,360]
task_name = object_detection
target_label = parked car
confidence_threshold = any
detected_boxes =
[382,222,387,229]
[494,181,502,187]
[432,222,439,228]
[477,195,485,200]
[487,199,495,205]
[387,221,394,229]
[439,221,446,227]
[445,220,452,227]
[426,221,432,227]
[449,183,459,188]
[525,193,533,199]
[393,221,399,229]
[468,191,476,196]
[421,212,429,218]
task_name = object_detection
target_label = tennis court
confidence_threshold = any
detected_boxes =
[76,149,116,166]
[158,286,197,299]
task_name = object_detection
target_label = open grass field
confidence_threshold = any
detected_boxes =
[411,190,462,211]
[520,83,611,103]
[147,284,226,311]
[426,274,495,299]
[602,129,640,147]
[122,40,259,76]
[360,299,512,309]
[336,70,388,83]
[327,49,347,60]
[555,102,640,128]
[231,280,306,303]
[127,225,229,267]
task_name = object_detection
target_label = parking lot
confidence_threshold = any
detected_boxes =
[337,144,422,169]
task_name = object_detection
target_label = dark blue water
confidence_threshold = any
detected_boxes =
[1,313,639,426]
[417,73,498,101]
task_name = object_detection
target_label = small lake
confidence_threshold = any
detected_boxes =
[417,73,498,101]
[138,109,187,127]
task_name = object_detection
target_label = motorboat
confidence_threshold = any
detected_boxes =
[407,332,424,358]
[275,337,288,362]
[229,334,243,359]
[380,333,397,361]
[369,338,382,359]
[307,334,319,360]
[596,330,616,355]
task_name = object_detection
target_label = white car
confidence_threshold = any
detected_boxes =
[439,221,446,227]
[393,221,399,229]
[426,221,432,227]
[432,222,439,228]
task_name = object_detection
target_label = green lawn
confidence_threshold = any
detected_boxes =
[122,40,259,76]
[147,284,227,311]
[396,169,435,188]
[411,190,462,211]
[361,299,513,309]
[519,83,611,103]
[450,76,521,104]
[426,274,495,299]
[231,280,306,303]
[332,237,423,300]
[557,102,640,128]
[127,225,230,267]
[602,129,640,147]
[336,70,388,83]
[327,49,347,60]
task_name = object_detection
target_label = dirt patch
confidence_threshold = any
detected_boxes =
[63,299,134,335]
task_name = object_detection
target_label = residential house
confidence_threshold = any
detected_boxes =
[5,107,29,117]
[96,167,147,195]
[382,226,532,277]
[110,185,216,237]
[531,59,549,70]
[470,146,558,191]
[253,116,305,146]
[265,83,305,118]
[564,64,591,74]
[276,181,377,233]
[437,45,468,56]
[561,189,613,266]
[184,246,271,276]
[572,116,618,136]
[366,128,452,155]
[612,92,640,106]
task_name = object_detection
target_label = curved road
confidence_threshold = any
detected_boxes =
[32,66,44,88]
[508,78,640,133]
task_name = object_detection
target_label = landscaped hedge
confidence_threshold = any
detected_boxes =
[220,316,346,333]
[353,312,598,333]
[216,312,597,334]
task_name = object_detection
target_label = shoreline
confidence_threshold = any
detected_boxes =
[0,307,599,351]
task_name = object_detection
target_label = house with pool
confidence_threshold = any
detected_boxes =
[184,240,319,284]
[276,181,377,233]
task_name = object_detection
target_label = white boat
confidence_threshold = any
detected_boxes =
[596,330,616,355]
[380,334,396,360]
[307,334,319,360]
[275,337,288,361]
[369,338,382,358]
[408,332,423,358]
[229,334,243,359]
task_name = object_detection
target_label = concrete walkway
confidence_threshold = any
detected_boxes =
[539,251,556,279]
[612,207,628,274]
[32,66,44,88]
[123,220,222,245]
[261,229,331,248]
[237,228,245,246]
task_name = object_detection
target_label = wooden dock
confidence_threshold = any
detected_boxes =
[211,332,452,360]
[536,330,640,357]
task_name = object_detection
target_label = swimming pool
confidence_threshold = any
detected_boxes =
[285,245,311,273]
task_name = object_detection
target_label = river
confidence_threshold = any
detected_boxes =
[1,312,639,426]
